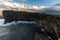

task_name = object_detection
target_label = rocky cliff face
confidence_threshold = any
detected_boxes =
[3,10,47,23]
[3,10,60,40]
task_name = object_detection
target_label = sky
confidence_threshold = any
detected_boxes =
[13,0,60,6]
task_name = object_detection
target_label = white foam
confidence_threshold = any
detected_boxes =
[0,19,36,26]
[0,19,5,26]
[0,19,37,37]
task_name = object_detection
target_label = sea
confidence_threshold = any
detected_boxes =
[0,19,52,40]
[0,19,41,40]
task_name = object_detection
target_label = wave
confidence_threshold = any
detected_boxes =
[0,19,36,26]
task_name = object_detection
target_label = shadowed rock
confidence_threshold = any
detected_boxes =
[3,10,47,23]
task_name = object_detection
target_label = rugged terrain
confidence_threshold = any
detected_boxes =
[2,10,60,40]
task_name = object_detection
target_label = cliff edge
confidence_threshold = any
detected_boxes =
[3,10,60,40]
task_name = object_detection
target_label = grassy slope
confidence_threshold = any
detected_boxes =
[0,10,3,16]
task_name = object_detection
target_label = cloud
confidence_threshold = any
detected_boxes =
[52,4,60,11]
[42,4,60,16]
[45,4,60,12]
[5,0,12,1]
[21,0,27,2]
[3,1,14,7]
[38,6,47,10]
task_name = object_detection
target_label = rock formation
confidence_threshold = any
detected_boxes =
[3,10,47,23]
[3,10,60,40]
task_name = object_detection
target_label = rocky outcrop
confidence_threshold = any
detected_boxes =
[3,10,47,23]
[3,10,60,40]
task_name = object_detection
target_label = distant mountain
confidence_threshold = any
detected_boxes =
[42,3,60,16]
[54,3,60,6]
[44,3,60,12]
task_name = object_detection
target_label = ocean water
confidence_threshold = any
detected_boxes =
[0,19,51,40]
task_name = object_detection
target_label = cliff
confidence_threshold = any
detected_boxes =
[3,10,60,40]
[3,10,47,23]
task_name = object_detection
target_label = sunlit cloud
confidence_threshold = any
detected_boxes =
[5,0,12,1]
